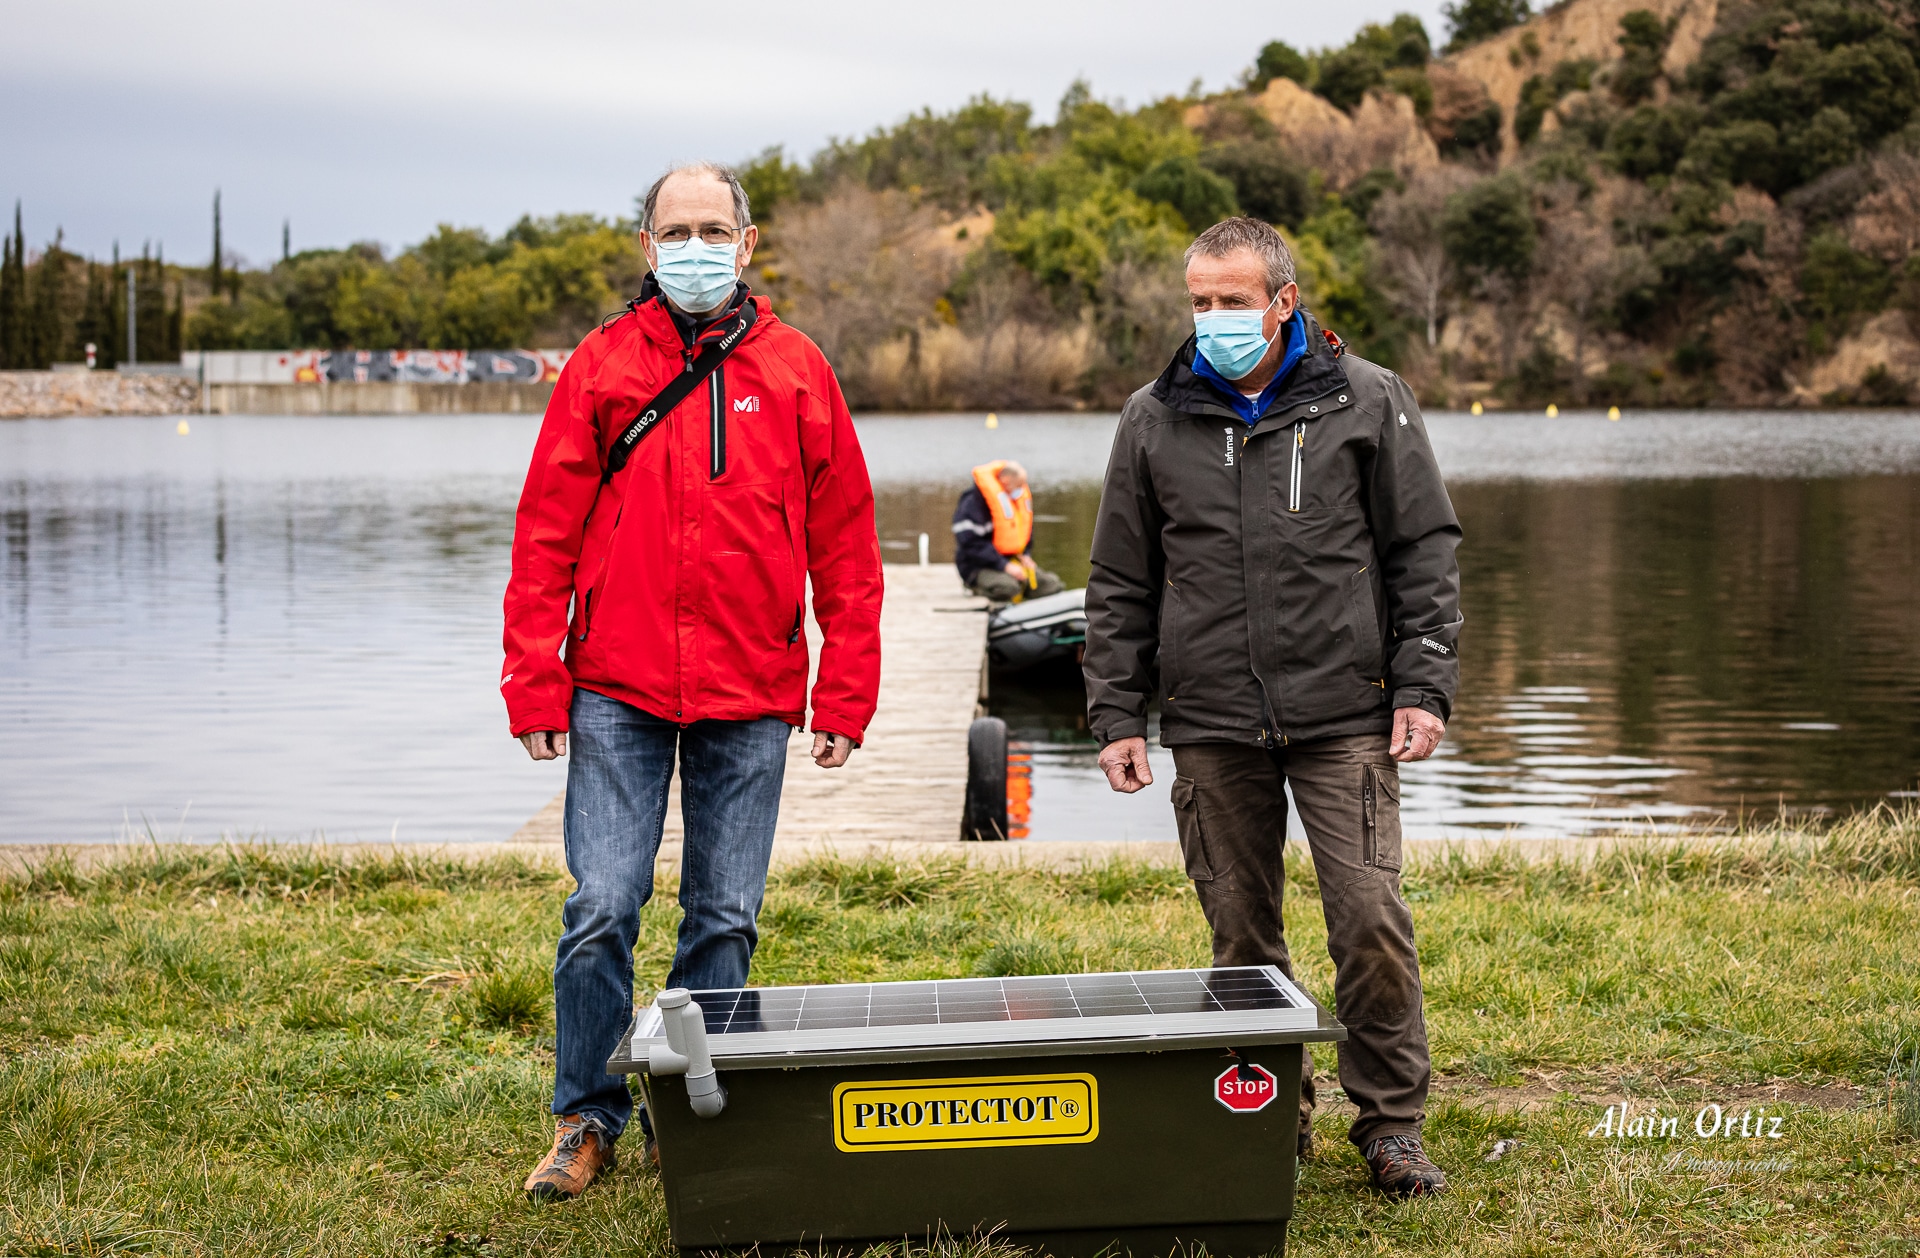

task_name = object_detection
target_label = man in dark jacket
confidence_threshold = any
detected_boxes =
[1083,217,1461,1198]
[950,460,1063,602]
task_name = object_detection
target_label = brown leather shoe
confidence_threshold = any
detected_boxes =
[524,1114,616,1201]
[1363,1134,1448,1198]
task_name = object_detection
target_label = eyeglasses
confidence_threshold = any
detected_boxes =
[654,224,742,246]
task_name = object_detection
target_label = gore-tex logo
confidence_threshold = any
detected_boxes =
[1421,637,1451,655]
[733,395,761,413]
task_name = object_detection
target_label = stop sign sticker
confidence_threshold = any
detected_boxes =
[1214,1063,1278,1112]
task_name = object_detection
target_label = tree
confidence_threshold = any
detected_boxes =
[767,183,958,387]
[0,204,23,369]
[27,232,69,367]
[1131,155,1239,231]
[210,190,223,306]
[1443,174,1538,375]
[1371,166,1473,347]
[738,146,804,223]
[1201,142,1311,228]
[1443,0,1530,53]
[1250,41,1309,91]
[1317,47,1387,112]
[1537,189,1653,401]
[1612,10,1672,104]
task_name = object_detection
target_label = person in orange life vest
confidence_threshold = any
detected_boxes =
[950,460,1063,603]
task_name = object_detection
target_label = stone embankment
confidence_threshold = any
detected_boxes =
[0,371,555,417]
[0,371,198,418]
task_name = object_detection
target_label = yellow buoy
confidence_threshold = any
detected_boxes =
[1469,401,1484,416]
[1608,406,1621,421]
[176,420,190,436]
[1545,404,1559,418]
[985,412,999,429]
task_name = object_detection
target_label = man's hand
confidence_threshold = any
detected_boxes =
[1004,560,1027,579]
[1390,707,1445,763]
[812,731,855,768]
[520,730,567,761]
[1098,736,1155,793]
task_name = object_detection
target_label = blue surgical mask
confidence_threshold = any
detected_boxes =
[652,238,741,313]
[1194,290,1282,380]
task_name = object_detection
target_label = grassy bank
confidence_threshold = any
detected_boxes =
[5,815,1919,1257]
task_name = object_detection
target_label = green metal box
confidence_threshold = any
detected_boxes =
[609,966,1344,1257]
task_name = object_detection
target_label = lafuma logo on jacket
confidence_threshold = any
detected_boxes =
[1223,427,1235,467]
[733,395,761,413]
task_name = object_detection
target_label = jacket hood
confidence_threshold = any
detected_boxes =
[1151,307,1348,424]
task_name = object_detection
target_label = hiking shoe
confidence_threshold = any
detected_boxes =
[1363,1134,1448,1198]
[524,1114,616,1201]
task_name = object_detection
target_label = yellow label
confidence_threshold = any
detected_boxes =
[832,1073,1098,1153]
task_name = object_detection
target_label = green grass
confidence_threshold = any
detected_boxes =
[3,814,1919,1257]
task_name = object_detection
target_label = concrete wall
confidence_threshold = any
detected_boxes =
[0,371,554,417]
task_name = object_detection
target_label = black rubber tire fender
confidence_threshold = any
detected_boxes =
[963,716,1009,841]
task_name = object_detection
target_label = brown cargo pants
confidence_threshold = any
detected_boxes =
[1170,734,1429,1151]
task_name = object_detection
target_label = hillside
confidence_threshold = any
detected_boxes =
[3,0,1918,410]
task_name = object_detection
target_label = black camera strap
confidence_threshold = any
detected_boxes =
[602,299,758,484]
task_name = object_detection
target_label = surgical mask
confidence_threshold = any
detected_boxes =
[1194,290,1281,380]
[651,237,741,313]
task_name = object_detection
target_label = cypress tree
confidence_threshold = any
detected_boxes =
[211,190,222,302]
[167,279,184,361]
[282,218,290,264]
[27,230,66,368]
[0,203,22,369]
[136,244,167,363]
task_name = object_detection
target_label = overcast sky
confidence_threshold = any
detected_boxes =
[2,0,1451,266]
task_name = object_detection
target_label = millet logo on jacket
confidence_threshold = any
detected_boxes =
[733,395,761,413]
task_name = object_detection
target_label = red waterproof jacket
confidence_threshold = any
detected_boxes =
[501,286,884,742]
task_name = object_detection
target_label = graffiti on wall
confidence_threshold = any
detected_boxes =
[185,350,572,385]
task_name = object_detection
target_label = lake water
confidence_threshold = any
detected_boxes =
[3,411,1917,845]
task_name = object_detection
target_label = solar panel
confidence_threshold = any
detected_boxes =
[630,966,1317,1060]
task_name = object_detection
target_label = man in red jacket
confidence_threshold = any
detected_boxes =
[502,162,884,1199]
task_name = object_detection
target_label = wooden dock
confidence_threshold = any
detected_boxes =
[510,564,990,851]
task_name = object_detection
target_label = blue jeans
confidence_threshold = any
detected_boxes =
[551,686,790,1139]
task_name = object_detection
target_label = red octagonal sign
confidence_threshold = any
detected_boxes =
[1214,1063,1278,1112]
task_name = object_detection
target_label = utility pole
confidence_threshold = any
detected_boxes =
[125,266,136,366]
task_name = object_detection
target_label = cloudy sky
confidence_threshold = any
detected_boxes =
[3,0,1450,266]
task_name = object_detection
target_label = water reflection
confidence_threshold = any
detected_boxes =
[872,412,1920,839]
[2,411,1916,844]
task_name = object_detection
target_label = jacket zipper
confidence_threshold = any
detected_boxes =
[709,363,727,479]
[1288,420,1304,512]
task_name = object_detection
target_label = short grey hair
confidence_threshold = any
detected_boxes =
[1184,216,1296,298]
[641,162,753,232]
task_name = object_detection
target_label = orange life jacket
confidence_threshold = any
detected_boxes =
[971,461,1033,557]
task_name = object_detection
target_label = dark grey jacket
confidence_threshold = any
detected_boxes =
[1084,311,1462,748]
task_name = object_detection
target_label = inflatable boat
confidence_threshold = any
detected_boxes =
[985,587,1087,672]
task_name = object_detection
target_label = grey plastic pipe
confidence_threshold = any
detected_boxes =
[646,988,727,1118]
